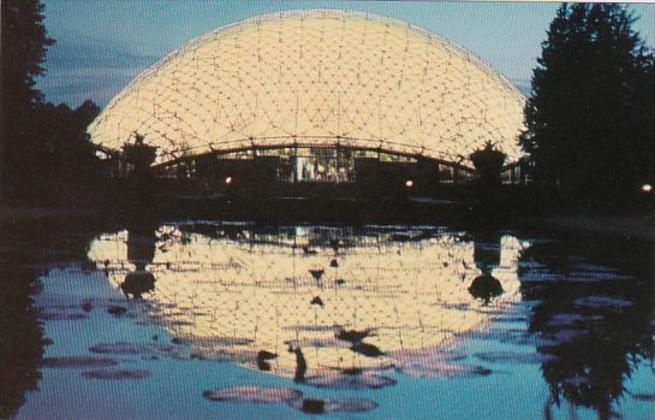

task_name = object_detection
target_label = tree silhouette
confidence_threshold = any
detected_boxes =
[519,238,654,419]
[0,221,108,417]
[2,1,106,205]
[1,0,54,202]
[0,264,46,419]
[470,141,506,186]
[30,101,103,203]
[1,0,52,107]
[520,3,655,207]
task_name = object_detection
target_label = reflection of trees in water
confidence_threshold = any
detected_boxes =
[0,221,107,418]
[519,239,654,419]
[468,231,504,304]
[121,227,157,299]
[468,273,503,304]
[0,262,46,419]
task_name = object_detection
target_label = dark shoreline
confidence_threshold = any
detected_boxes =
[2,202,653,244]
[539,214,655,242]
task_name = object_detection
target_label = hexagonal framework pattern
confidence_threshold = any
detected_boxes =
[89,10,526,167]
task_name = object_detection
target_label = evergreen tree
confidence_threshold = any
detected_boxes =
[32,100,101,193]
[520,3,654,206]
[2,0,105,205]
[1,0,55,202]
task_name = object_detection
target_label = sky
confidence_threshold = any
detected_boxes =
[37,1,655,108]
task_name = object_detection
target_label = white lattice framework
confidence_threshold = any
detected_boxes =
[88,9,526,167]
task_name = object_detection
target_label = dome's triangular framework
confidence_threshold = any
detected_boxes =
[89,9,526,169]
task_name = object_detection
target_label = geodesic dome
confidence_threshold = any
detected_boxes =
[88,9,526,167]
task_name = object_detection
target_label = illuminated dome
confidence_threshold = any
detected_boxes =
[89,9,525,167]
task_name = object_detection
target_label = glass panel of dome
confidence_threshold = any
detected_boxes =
[89,10,526,170]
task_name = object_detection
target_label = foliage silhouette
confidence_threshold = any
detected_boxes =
[470,141,506,186]
[520,3,655,208]
[0,262,46,418]
[0,220,107,417]
[2,0,105,205]
[2,0,53,202]
[519,238,654,419]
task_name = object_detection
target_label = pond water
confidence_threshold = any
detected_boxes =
[1,220,653,419]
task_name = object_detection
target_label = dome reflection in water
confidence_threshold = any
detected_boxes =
[88,224,523,381]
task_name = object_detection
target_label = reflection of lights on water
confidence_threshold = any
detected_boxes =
[405,179,414,188]
[225,176,232,185]
[641,184,652,193]
[89,227,524,379]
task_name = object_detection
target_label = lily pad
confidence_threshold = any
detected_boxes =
[631,392,655,401]
[399,362,492,378]
[39,312,89,321]
[82,369,151,380]
[288,397,379,413]
[305,372,396,390]
[203,386,302,403]
[40,356,118,369]
[474,351,547,364]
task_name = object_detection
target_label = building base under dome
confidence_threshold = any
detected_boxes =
[103,143,530,223]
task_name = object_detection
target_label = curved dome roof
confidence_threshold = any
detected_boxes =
[89,9,526,166]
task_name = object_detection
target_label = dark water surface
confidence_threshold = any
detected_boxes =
[1,220,653,419]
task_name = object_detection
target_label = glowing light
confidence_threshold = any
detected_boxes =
[225,176,232,185]
[88,10,525,167]
[642,184,652,193]
[405,180,414,188]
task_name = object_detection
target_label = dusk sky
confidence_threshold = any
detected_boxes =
[37,1,655,108]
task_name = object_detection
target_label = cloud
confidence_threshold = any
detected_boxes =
[38,67,144,107]
[36,39,157,107]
